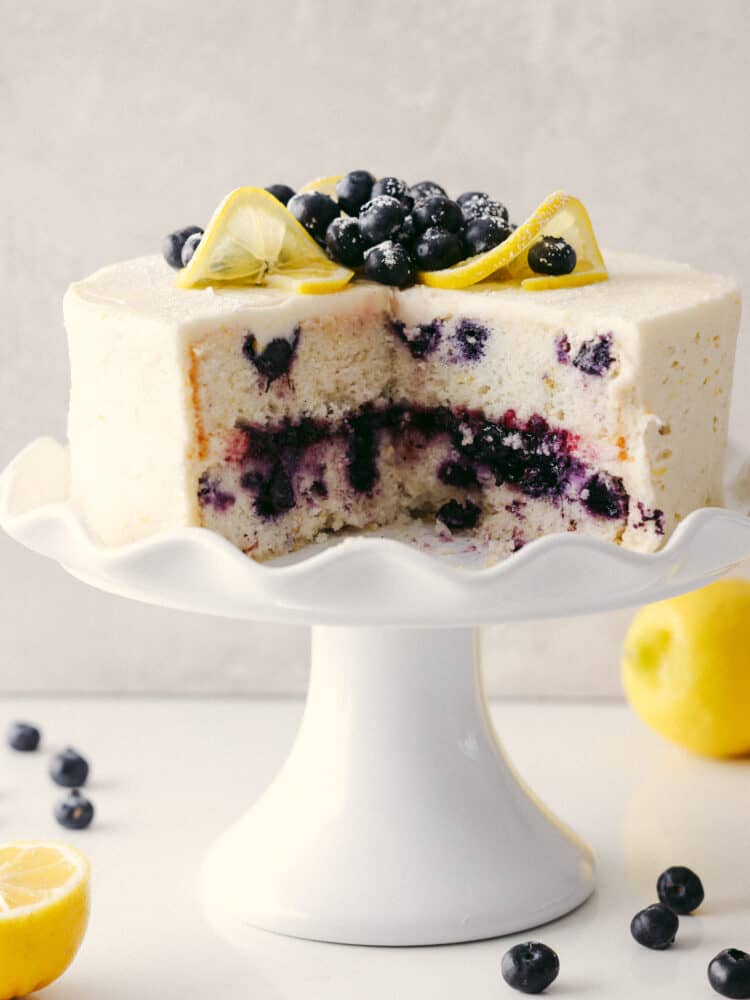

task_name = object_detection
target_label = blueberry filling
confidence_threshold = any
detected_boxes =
[242,327,300,386]
[390,319,443,359]
[206,405,632,528]
[453,319,489,362]
[555,333,571,364]
[573,333,615,376]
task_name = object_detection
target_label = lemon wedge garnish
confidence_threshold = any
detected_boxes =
[0,842,90,999]
[298,174,343,198]
[417,191,607,291]
[177,186,354,294]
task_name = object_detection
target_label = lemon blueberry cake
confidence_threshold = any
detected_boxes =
[65,173,741,561]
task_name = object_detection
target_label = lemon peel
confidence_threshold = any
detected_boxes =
[417,191,607,291]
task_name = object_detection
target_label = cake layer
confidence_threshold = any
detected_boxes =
[64,252,741,560]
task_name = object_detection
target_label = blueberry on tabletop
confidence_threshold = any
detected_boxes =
[50,747,90,788]
[500,941,560,994]
[708,949,750,998]
[287,192,340,242]
[409,180,448,201]
[414,227,464,270]
[463,215,512,256]
[358,196,406,245]
[326,217,366,267]
[657,866,705,914]
[162,225,203,269]
[7,721,41,752]
[457,191,508,223]
[527,236,577,276]
[55,789,95,831]
[363,241,415,287]
[412,195,463,234]
[265,184,295,205]
[335,170,375,215]
[371,176,413,210]
[180,231,203,267]
[436,498,481,532]
[630,903,679,950]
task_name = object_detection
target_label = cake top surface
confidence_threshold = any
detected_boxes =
[66,251,739,336]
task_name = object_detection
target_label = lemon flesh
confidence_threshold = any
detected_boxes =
[622,579,750,758]
[418,190,607,291]
[177,186,354,294]
[0,842,91,999]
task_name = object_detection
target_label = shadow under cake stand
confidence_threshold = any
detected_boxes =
[2,437,750,947]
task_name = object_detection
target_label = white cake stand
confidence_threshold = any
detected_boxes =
[3,437,750,947]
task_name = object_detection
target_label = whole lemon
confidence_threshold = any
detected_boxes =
[622,578,750,758]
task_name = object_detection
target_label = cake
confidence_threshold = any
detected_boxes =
[64,176,741,562]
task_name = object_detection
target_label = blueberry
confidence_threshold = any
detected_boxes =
[582,473,629,520]
[457,191,508,223]
[325,217,365,267]
[412,195,463,234]
[371,176,413,210]
[463,215,511,256]
[335,170,375,215]
[528,236,577,276]
[265,184,295,206]
[54,789,94,831]
[630,903,679,950]
[358,196,406,245]
[363,240,415,287]
[436,498,481,531]
[180,231,203,267]
[438,460,478,488]
[708,948,750,998]
[163,226,203,269]
[255,463,296,519]
[453,318,490,361]
[395,214,418,249]
[7,722,41,752]
[657,866,704,914]
[573,333,614,376]
[414,228,464,270]
[243,328,300,385]
[287,192,340,242]
[409,180,448,201]
[50,747,89,788]
[500,941,560,994]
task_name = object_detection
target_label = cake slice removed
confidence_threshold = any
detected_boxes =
[64,251,740,561]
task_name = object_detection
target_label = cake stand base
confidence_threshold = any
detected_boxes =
[200,626,595,946]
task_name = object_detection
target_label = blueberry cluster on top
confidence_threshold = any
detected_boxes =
[162,172,578,289]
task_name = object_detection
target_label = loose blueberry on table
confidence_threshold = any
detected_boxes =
[7,721,41,752]
[50,747,90,788]
[657,865,705,914]
[501,941,560,994]
[630,903,679,949]
[708,948,750,999]
[55,789,95,831]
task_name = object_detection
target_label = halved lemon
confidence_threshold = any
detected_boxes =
[0,842,90,999]
[177,187,354,294]
[418,191,607,291]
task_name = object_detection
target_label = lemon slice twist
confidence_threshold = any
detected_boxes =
[177,187,354,294]
[417,190,607,291]
[0,842,90,999]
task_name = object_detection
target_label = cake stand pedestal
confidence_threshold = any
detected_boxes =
[2,437,750,946]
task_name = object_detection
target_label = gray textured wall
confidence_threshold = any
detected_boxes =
[1,0,748,695]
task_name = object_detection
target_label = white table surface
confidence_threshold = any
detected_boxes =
[1,696,748,999]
